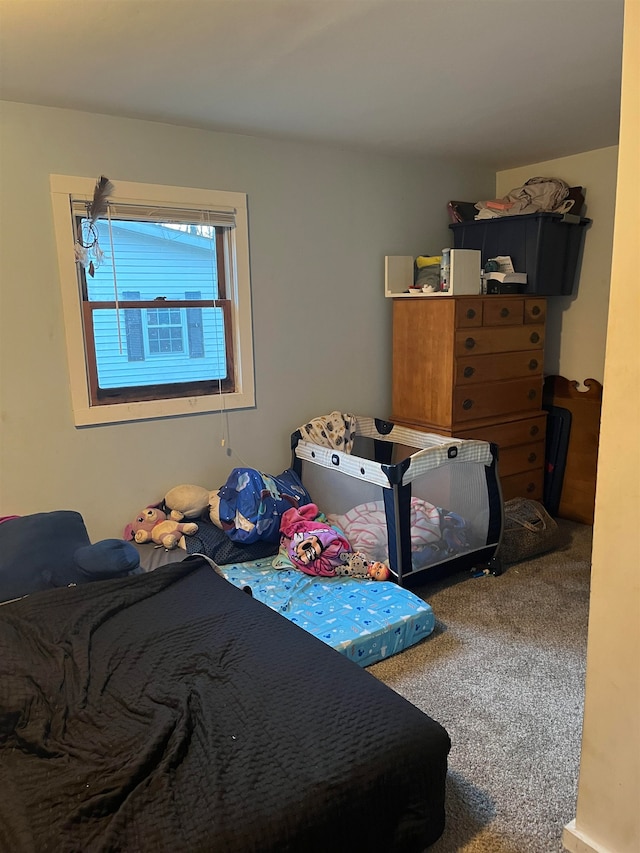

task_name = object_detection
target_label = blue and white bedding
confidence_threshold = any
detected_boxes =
[217,558,435,666]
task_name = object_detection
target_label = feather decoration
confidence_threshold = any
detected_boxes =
[88,175,114,223]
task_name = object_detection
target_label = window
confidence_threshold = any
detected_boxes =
[50,176,254,426]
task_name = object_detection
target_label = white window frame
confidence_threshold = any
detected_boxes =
[50,175,255,426]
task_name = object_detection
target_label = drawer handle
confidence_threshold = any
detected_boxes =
[531,305,541,316]
[500,307,509,318]
[464,337,476,350]
[462,399,474,411]
[530,332,540,344]
[530,425,540,437]
[528,452,537,463]
[463,366,475,378]
[526,482,536,493]
[529,358,539,370]
[466,308,476,319]
[528,389,537,400]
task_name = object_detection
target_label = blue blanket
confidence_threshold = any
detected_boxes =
[217,467,312,544]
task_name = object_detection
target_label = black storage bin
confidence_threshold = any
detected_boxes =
[449,212,590,296]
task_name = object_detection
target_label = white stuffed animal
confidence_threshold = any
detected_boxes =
[164,484,217,522]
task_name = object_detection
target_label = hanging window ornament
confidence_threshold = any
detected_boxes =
[74,175,114,277]
[88,175,114,223]
[74,241,89,266]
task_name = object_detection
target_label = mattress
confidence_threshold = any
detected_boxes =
[0,557,450,852]
[217,557,435,666]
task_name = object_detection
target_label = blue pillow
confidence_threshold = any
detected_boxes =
[74,539,140,578]
[0,511,140,603]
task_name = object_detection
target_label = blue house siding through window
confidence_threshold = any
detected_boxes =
[87,222,226,389]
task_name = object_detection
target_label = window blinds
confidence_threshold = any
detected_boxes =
[70,199,237,228]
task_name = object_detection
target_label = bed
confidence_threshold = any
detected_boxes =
[0,555,451,852]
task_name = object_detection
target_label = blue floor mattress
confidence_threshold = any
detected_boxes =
[217,558,435,666]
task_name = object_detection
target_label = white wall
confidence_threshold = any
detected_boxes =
[563,2,640,850]
[497,146,618,386]
[0,101,494,540]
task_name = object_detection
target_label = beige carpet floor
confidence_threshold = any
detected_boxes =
[371,519,592,853]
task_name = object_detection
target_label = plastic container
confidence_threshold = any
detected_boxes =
[449,212,591,296]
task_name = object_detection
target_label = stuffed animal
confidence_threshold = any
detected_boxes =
[128,507,198,550]
[164,484,217,521]
[335,550,391,581]
[161,483,233,531]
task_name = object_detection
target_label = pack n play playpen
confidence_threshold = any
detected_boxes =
[291,416,503,585]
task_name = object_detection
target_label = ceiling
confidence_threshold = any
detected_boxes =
[0,0,625,169]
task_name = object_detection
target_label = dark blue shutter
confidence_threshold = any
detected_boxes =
[122,291,145,362]
[185,291,205,358]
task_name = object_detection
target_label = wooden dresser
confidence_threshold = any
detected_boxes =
[391,294,547,501]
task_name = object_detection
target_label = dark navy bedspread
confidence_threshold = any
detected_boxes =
[0,557,450,852]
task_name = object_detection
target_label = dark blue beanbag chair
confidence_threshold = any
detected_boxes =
[0,511,140,603]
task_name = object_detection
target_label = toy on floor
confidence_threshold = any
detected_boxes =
[335,551,391,581]
[279,505,391,580]
[280,503,352,576]
[127,507,198,550]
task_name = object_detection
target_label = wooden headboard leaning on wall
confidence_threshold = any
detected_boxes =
[543,375,603,525]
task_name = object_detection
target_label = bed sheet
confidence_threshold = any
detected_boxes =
[217,558,435,666]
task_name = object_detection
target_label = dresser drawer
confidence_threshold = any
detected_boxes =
[456,413,547,447]
[456,299,483,328]
[455,351,543,385]
[455,324,544,356]
[482,298,524,326]
[453,377,543,423]
[500,469,544,502]
[498,441,545,477]
[524,299,546,324]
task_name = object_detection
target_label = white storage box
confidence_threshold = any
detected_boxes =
[385,250,481,297]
